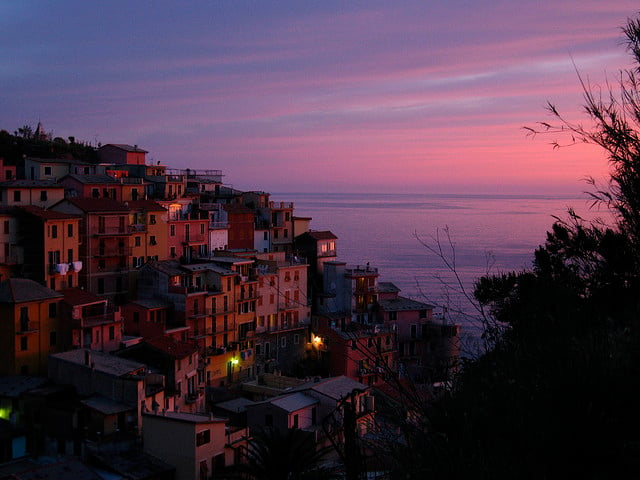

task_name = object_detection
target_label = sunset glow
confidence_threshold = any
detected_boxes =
[1,1,637,194]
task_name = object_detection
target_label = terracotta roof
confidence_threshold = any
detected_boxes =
[60,287,106,307]
[0,179,62,188]
[64,197,130,212]
[145,336,197,359]
[101,144,148,153]
[378,296,434,311]
[0,278,63,304]
[304,230,338,240]
[62,173,118,184]
[127,199,167,211]
[18,205,81,220]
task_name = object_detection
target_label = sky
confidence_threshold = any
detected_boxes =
[1,1,639,195]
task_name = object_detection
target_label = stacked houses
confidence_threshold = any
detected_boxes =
[0,135,459,478]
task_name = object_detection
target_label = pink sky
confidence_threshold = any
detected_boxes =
[1,1,638,194]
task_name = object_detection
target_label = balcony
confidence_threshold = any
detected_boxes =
[91,226,130,236]
[182,233,206,244]
[72,311,119,328]
[168,284,207,295]
[95,246,132,257]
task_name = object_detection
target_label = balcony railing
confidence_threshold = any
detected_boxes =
[72,311,119,328]
[95,246,132,257]
[182,233,206,244]
[91,226,130,236]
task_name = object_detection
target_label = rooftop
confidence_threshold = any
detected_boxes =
[60,287,106,307]
[379,296,434,312]
[0,278,63,304]
[268,392,318,412]
[50,349,146,377]
[144,336,197,359]
[18,205,81,221]
[0,179,62,188]
[101,143,148,153]
[292,375,368,401]
[0,376,48,398]
[62,173,118,184]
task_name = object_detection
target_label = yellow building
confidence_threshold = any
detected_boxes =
[0,278,63,376]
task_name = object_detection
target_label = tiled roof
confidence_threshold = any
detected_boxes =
[378,296,434,311]
[269,392,318,412]
[64,197,130,212]
[305,230,338,240]
[62,173,118,184]
[0,179,62,188]
[293,375,368,400]
[18,205,81,220]
[145,336,197,359]
[0,278,63,304]
[101,144,148,153]
[127,199,167,211]
[51,349,145,377]
[26,157,94,165]
[60,287,106,307]
[377,282,401,293]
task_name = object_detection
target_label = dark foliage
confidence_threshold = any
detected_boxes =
[388,15,640,479]
[0,128,98,163]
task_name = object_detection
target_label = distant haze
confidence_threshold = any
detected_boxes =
[1,1,636,194]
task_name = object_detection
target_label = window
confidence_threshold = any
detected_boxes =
[263,231,268,240]
[68,248,73,263]
[109,326,115,340]
[98,278,105,294]
[133,312,140,323]
[20,337,28,351]
[40,190,47,201]
[135,236,141,247]
[200,223,205,234]
[196,429,211,446]
[410,324,417,339]
[49,331,57,346]
[419,309,427,319]
[49,302,57,318]
[274,230,279,239]
[294,334,300,344]
[170,246,176,258]
[388,311,397,321]
[3,220,8,234]
[170,225,176,236]
[284,229,288,238]
[150,235,157,245]
[293,414,299,428]
[285,212,290,221]
[92,188,99,198]
[44,166,52,176]
[51,225,58,238]
[67,224,73,237]
[281,336,287,348]
[150,214,156,225]
[13,190,21,202]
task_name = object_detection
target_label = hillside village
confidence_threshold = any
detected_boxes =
[0,126,459,479]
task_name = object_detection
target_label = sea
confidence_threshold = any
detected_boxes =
[273,192,614,356]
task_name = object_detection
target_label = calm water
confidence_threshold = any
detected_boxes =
[274,192,613,355]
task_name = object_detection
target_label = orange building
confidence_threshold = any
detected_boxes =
[0,278,63,375]
[52,198,132,304]
[17,205,82,291]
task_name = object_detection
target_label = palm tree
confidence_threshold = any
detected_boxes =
[228,427,340,480]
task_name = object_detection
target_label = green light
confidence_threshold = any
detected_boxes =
[0,407,11,420]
